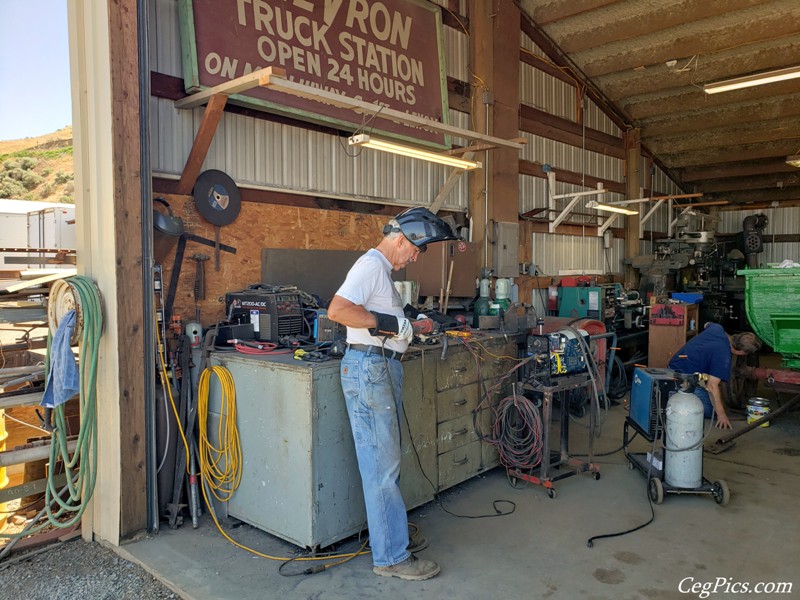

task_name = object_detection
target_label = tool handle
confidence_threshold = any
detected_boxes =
[411,318,436,335]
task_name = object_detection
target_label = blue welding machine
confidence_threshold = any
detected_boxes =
[629,367,679,441]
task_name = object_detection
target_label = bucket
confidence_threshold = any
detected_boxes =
[747,397,771,427]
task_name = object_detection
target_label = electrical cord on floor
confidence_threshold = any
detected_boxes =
[572,430,638,458]
[586,430,658,548]
[382,338,517,520]
[607,355,629,400]
[587,385,720,547]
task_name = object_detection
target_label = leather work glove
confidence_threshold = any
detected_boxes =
[370,312,414,342]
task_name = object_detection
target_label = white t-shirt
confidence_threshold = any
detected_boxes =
[335,248,407,353]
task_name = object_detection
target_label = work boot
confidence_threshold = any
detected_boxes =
[407,533,429,553]
[373,555,441,581]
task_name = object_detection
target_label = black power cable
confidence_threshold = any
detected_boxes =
[381,337,517,521]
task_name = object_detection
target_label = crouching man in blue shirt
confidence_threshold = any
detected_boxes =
[668,323,762,429]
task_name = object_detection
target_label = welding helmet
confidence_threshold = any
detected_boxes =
[383,207,458,253]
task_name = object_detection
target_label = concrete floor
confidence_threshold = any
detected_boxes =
[119,395,800,600]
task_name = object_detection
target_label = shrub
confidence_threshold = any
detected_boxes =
[19,157,38,170]
[0,178,25,198]
[3,160,20,171]
[21,171,44,190]
[6,167,26,181]
[54,171,73,184]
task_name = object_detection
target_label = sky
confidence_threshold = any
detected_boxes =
[0,0,72,141]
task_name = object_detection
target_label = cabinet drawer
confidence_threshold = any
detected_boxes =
[436,383,479,423]
[481,349,516,381]
[437,349,478,390]
[437,413,478,454]
[438,442,482,490]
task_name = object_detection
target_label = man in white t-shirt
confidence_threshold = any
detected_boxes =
[328,207,457,581]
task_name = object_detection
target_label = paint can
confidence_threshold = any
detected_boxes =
[747,397,771,428]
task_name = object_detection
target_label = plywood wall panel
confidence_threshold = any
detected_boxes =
[161,197,387,326]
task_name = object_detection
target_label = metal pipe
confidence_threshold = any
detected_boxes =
[589,331,618,394]
[138,0,158,534]
[0,391,44,410]
[744,366,800,386]
[483,94,490,270]
[0,439,79,468]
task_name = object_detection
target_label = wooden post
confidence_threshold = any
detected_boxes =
[469,0,521,273]
[625,129,642,290]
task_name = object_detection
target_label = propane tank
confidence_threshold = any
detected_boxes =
[664,386,704,488]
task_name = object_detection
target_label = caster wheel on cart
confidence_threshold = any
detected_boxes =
[593,472,601,481]
[547,488,557,499]
[648,477,664,504]
[712,479,730,506]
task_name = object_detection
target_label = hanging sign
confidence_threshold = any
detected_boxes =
[178,0,450,148]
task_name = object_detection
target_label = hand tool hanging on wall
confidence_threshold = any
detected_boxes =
[191,254,209,322]
[163,234,237,326]
[192,170,241,271]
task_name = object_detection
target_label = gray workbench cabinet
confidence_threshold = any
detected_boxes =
[205,334,517,549]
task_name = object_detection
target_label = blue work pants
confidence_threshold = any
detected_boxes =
[340,349,409,567]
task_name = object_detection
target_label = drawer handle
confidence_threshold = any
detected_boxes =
[453,428,469,436]
[454,398,468,406]
[452,367,467,374]
[453,457,469,466]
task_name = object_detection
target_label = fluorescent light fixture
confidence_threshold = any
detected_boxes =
[587,200,638,215]
[703,66,800,94]
[348,134,482,170]
[787,154,800,168]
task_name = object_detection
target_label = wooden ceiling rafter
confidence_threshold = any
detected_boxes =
[520,0,800,210]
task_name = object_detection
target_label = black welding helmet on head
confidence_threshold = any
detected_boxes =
[383,206,458,253]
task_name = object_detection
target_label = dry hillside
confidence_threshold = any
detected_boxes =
[0,127,74,204]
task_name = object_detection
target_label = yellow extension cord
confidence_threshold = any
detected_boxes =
[157,326,368,567]
[197,366,242,503]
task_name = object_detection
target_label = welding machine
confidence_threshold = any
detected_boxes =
[624,368,730,505]
[225,287,304,342]
[522,328,590,384]
[312,309,346,342]
[629,367,679,440]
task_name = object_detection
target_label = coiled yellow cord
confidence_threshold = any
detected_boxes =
[195,364,369,567]
[197,366,242,502]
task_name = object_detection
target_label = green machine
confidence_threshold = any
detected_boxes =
[557,284,621,325]
[739,267,800,368]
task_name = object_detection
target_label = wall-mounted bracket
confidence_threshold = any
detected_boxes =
[548,172,606,233]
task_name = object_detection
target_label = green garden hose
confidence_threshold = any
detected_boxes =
[1,275,102,540]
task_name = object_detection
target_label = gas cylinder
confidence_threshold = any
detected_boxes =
[664,388,704,488]
[472,278,492,328]
[490,278,512,316]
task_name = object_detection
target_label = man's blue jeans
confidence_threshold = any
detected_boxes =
[693,387,714,418]
[340,348,410,567]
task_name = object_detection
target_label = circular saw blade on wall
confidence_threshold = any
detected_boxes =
[192,169,241,226]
